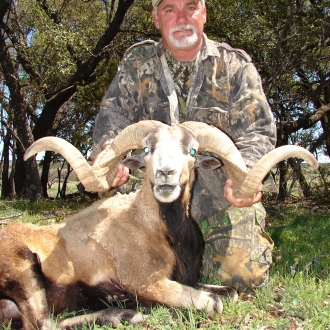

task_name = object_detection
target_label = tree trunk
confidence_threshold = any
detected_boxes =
[277,161,288,201]
[41,151,53,198]
[60,163,73,199]
[9,139,16,197]
[56,166,64,199]
[15,146,42,199]
[287,158,312,198]
[276,127,290,201]
[1,134,11,198]
[0,17,43,200]
[321,112,330,158]
[13,131,42,200]
[14,150,25,196]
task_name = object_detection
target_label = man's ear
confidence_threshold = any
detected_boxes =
[152,10,160,29]
[203,7,207,24]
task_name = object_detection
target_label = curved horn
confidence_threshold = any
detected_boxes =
[234,145,319,198]
[24,120,166,192]
[101,120,165,156]
[180,121,319,199]
[91,120,166,190]
[24,137,112,191]
[180,121,248,192]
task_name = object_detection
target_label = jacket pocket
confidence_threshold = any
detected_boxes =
[189,106,229,132]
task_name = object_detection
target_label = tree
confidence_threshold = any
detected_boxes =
[0,0,135,199]
[0,0,329,200]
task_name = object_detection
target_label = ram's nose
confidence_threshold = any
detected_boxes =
[156,169,176,181]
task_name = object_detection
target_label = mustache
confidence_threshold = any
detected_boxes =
[170,24,196,34]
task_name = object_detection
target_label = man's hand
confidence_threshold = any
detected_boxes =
[224,179,262,208]
[111,164,130,187]
[93,147,130,187]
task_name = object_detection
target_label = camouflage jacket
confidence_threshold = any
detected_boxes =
[93,34,277,221]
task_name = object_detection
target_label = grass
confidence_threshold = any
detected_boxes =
[0,199,330,329]
[0,198,93,226]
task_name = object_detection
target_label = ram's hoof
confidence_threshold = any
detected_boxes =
[196,283,238,302]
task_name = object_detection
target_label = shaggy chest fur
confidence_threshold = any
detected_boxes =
[159,200,204,286]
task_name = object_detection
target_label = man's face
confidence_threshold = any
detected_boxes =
[152,0,206,53]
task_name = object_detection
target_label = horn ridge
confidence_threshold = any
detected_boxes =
[180,121,248,191]
[180,122,319,199]
[234,145,319,198]
[24,137,110,191]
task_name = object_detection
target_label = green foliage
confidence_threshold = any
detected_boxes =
[268,163,330,202]
[24,0,108,88]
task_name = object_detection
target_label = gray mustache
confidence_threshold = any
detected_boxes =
[170,24,196,33]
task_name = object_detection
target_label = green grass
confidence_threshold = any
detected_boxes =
[1,201,330,329]
[0,198,94,226]
[268,206,330,278]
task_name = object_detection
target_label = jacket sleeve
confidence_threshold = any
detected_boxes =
[228,54,277,168]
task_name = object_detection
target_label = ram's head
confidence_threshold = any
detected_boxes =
[116,124,225,204]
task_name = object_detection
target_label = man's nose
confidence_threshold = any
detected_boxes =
[176,9,188,24]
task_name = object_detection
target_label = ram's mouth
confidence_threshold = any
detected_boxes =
[153,184,181,203]
[156,185,175,193]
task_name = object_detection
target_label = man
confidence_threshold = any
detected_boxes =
[92,0,276,292]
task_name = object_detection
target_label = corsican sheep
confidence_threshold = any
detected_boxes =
[0,121,318,329]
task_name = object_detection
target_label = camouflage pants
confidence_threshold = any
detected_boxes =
[199,202,274,293]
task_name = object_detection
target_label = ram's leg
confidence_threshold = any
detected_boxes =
[195,283,238,302]
[59,307,145,329]
[140,278,223,316]
[15,286,51,330]
[0,248,51,330]
[0,300,21,326]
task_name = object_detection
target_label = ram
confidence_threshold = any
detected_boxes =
[0,121,318,329]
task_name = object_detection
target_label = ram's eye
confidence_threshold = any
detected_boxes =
[189,148,196,156]
[144,147,149,154]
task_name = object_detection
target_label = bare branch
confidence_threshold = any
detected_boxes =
[0,213,22,220]
[278,103,330,134]
[1,120,25,151]
[36,0,61,24]
[0,0,10,22]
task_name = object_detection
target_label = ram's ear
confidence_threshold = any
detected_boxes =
[122,153,146,170]
[195,154,222,170]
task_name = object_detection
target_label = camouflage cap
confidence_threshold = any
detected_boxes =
[152,0,162,7]
[152,0,205,7]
